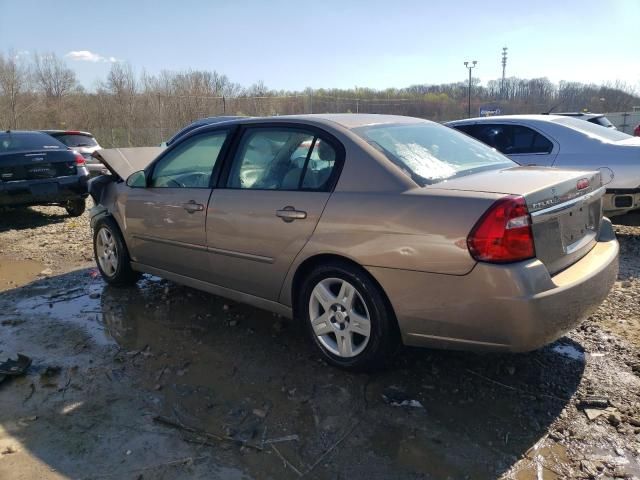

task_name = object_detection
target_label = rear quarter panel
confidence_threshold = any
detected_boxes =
[279,188,500,306]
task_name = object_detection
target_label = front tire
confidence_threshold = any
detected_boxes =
[299,261,398,371]
[93,216,140,286]
[65,198,86,217]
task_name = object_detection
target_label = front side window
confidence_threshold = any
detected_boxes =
[354,122,513,186]
[227,128,337,191]
[150,131,228,188]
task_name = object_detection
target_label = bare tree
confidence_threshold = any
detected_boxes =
[0,51,34,129]
[32,52,77,99]
[103,62,137,145]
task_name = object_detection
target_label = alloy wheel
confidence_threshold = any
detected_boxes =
[308,277,371,358]
[96,227,118,277]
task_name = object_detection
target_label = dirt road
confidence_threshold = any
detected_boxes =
[1,205,639,479]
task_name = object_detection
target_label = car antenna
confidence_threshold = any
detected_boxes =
[543,100,564,115]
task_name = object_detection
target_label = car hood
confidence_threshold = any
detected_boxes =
[92,147,164,180]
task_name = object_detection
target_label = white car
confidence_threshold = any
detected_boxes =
[446,115,640,216]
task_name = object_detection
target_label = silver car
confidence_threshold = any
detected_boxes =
[41,130,107,177]
[446,115,640,216]
[89,114,618,370]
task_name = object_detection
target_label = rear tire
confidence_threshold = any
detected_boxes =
[65,198,86,217]
[93,216,141,286]
[299,261,399,371]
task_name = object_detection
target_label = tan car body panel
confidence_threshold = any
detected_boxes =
[368,236,618,351]
[93,147,164,179]
[91,114,619,354]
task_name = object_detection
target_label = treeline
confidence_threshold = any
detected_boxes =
[1,51,638,147]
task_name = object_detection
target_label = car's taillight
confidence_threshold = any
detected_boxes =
[74,152,86,166]
[467,195,535,263]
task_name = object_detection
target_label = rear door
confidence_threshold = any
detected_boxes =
[206,125,342,300]
[124,129,231,281]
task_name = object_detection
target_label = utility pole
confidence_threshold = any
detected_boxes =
[501,47,508,98]
[464,60,477,118]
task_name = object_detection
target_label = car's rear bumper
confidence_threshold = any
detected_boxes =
[367,222,619,352]
[603,191,640,217]
[86,162,110,177]
[0,173,89,207]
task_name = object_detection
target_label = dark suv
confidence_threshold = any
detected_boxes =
[0,131,89,216]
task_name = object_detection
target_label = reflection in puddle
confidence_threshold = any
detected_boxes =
[2,269,596,479]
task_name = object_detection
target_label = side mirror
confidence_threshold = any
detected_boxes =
[126,170,147,188]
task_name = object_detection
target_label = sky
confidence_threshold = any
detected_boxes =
[1,0,639,92]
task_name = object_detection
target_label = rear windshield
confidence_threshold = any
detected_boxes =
[52,133,98,148]
[0,132,66,153]
[352,122,514,186]
[588,116,614,128]
[553,117,630,141]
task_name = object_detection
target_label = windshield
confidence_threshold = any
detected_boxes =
[589,116,614,128]
[553,117,630,141]
[54,133,98,148]
[0,132,66,152]
[353,122,514,185]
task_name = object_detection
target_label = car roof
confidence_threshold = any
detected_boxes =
[549,112,604,119]
[40,129,94,136]
[446,114,568,125]
[198,113,429,130]
[2,130,54,136]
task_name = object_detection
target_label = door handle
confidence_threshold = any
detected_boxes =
[276,206,307,222]
[182,200,204,213]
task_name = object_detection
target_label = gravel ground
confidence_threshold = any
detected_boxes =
[0,205,639,479]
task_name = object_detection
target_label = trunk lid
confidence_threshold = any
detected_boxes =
[0,149,78,182]
[92,147,164,180]
[430,166,604,275]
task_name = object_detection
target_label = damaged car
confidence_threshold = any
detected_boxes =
[88,114,619,370]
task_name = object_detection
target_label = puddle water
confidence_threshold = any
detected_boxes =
[0,256,44,291]
[551,344,585,362]
[1,269,594,479]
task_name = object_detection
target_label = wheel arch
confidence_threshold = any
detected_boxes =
[289,253,399,331]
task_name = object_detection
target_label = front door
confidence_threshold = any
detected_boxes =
[206,126,340,300]
[125,129,230,280]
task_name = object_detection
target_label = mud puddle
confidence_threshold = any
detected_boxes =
[1,268,639,479]
[0,256,45,291]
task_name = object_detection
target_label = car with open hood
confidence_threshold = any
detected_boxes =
[88,114,618,370]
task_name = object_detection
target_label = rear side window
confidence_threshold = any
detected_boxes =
[53,134,98,148]
[0,132,66,152]
[553,117,630,141]
[226,128,338,191]
[469,124,553,155]
[354,122,514,185]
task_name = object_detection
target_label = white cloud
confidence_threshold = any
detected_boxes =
[65,50,118,63]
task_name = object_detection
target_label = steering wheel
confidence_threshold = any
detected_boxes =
[166,178,183,188]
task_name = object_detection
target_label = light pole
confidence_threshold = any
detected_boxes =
[464,60,477,118]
